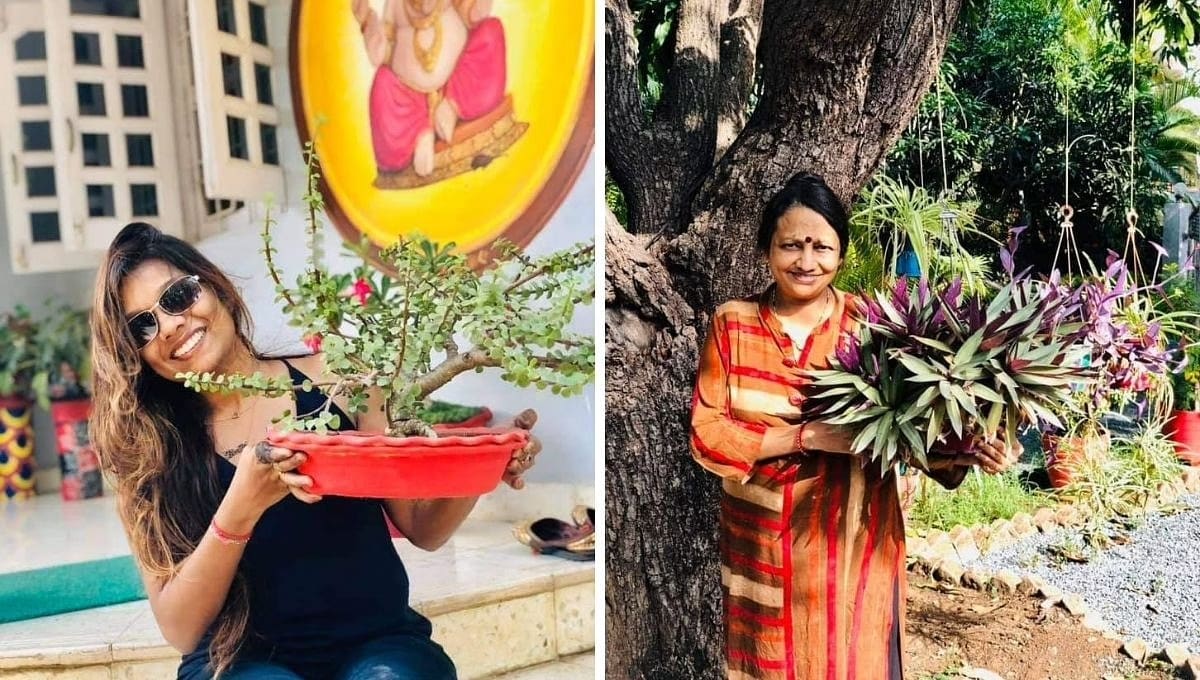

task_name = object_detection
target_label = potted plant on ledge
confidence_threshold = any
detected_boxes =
[181,149,595,498]
[0,307,40,500]
[32,304,102,500]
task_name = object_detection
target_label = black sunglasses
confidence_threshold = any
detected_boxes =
[127,275,203,349]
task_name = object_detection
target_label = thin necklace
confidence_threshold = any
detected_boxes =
[772,286,834,331]
[211,399,246,423]
[214,397,261,460]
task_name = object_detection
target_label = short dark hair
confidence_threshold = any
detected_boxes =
[756,173,849,254]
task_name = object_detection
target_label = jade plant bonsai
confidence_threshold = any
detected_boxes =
[180,146,595,436]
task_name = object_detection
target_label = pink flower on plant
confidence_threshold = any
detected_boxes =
[303,334,323,354]
[351,278,372,305]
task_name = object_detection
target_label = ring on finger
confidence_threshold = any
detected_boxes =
[254,441,274,465]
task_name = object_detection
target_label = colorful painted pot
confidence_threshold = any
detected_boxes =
[51,399,103,501]
[0,396,36,500]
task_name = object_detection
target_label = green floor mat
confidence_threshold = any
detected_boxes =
[0,555,146,624]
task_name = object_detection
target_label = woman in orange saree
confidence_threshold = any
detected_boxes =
[690,173,1019,680]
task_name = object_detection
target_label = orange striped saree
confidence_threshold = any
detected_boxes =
[690,286,962,680]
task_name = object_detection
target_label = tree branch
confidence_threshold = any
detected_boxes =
[415,349,501,399]
[714,0,763,161]
[605,0,650,189]
[855,0,960,181]
[606,0,728,238]
[504,244,596,294]
[656,0,724,157]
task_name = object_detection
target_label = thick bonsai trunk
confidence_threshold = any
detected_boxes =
[604,0,963,677]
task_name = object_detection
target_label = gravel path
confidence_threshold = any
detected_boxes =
[966,493,1200,650]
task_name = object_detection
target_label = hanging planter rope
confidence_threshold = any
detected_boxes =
[1121,0,1149,293]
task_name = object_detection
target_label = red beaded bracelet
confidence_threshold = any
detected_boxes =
[794,422,810,455]
[210,519,251,545]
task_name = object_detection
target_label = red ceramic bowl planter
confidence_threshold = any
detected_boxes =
[1167,411,1200,466]
[266,426,528,499]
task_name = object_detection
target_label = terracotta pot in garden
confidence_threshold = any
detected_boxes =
[1043,433,1108,489]
[267,427,529,499]
[50,398,103,501]
[1166,410,1200,466]
[0,395,36,500]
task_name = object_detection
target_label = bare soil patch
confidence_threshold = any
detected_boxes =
[905,574,1182,680]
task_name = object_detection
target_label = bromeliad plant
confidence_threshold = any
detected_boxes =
[181,146,595,435]
[804,228,1093,473]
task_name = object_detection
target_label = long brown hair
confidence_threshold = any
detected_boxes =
[90,222,255,676]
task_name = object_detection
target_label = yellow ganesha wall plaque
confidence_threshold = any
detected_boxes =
[290,0,594,264]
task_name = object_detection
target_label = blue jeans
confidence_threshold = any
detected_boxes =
[200,635,457,680]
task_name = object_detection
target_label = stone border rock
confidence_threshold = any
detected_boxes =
[905,466,1200,678]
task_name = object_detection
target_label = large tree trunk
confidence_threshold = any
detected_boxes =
[604,1,963,678]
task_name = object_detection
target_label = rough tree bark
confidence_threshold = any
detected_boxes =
[604,1,964,678]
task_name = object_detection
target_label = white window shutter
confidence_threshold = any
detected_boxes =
[188,0,284,202]
[41,0,185,254]
[0,1,95,273]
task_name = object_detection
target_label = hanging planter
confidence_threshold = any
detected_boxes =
[0,396,36,500]
[268,427,529,498]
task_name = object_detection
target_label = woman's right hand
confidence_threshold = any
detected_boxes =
[221,443,322,530]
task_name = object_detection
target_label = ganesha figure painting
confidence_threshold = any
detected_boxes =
[291,0,592,262]
[354,0,527,187]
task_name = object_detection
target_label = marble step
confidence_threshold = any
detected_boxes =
[0,520,594,679]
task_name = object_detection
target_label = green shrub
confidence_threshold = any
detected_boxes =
[909,469,1046,532]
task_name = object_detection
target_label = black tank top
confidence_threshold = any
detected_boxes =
[178,359,431,677]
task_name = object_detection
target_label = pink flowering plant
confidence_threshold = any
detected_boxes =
[181,147,595,436]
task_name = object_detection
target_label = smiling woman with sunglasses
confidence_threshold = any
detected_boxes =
[89,223,542,680]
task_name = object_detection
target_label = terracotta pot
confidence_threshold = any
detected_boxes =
[1042,433,1108,489]
[1167,410,1200,466]
[266,427,529,499]
[0,396,36,500]
[49,399,103,501]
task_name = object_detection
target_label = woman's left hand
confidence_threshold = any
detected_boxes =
[502,409,541,490]
[973,435,1021,475]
